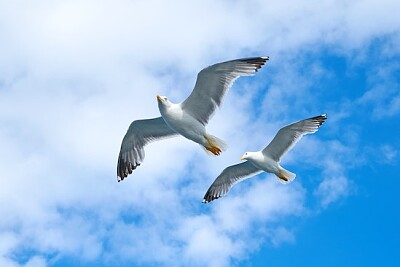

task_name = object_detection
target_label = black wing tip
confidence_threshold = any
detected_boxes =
[202,192,221,203]
[117,162,141,182]
[313,113,328,127]
[242,56,269,61]
[241,56,269,61]
[240,56,270,72]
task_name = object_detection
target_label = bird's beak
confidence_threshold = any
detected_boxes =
[156,95,162,101]
[240,157,244,161]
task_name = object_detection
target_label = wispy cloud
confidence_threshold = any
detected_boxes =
[358,59,400,119]
[315,175,351,208]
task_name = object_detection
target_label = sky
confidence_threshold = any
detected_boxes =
[0,0,399,266]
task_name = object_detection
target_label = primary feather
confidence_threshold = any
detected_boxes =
[117,117,178,181]
[262,114,327,162]
[203,161,262,203]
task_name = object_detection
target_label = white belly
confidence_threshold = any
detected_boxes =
[160,105,206,145]
[250,155,279,174]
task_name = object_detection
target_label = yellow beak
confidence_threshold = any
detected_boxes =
[156,95,162,101]
[240,157,244,160]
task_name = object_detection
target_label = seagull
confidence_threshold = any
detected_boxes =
[203,114,327,203]
[117,57,269,181]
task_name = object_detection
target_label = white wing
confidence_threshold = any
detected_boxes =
[117,117,178,181]
[262,114,327,162]
[203,161,262,203]
[181,57,269,125]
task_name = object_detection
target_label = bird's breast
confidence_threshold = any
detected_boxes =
[250,155,279,174]
[160,106,204,138]
[160,106,183,125]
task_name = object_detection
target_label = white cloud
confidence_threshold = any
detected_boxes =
[0,0,398,266]
[357,59,400,119]
[23,257,47,267]
[381,145,398,163]
[269,227,295,247]
[314,175,350,208]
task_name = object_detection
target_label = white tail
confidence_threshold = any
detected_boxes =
[203,134,227,156]
[276,167,296,184]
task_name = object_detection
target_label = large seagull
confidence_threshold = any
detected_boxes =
[117,57,269,181]
[203,114,327,203]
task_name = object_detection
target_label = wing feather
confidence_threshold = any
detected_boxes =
[182,57,269,125]
[262,114,327,162]
[117,117,178,181]
[203,161,262,203]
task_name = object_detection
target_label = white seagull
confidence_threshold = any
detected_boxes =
[203,114,327,203]
[117,57,269,181]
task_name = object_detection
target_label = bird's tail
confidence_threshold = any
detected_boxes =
[276,167,296,184]
[203,134,227,156]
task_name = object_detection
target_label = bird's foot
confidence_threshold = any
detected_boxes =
[205,145,222,156]
[277,172,289,182]
[204,135,223,156]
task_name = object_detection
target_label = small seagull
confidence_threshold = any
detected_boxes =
[203,114,327,203]
[117,57,269,181]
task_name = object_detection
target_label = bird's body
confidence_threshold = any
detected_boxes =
[157,98,213,150]
[244,152,280,175]
[241,151,294,183]
[203,114,327,203]
[117,57,269,181]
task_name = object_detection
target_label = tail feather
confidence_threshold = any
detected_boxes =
[276,167,296,184]
[203,134,227,156]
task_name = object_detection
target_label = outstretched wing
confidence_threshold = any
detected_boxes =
[117,117,178,181]
[203,161,262,203]
[181,57,269,125]
[262,114,327,162]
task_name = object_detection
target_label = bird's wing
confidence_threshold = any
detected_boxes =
[262,114,327,162]
[117,117,178,181]
[181,57,269,125]
[203,161,262,203]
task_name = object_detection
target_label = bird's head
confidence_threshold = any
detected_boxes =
[240,152,251,161]
[156,95,168,103]
[156,95,171,107]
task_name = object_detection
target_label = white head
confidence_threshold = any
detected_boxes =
[240,152,254,161]
[156,95,172,108]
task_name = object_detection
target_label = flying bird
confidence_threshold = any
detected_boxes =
[117,57,269,181]
[203,114,327,203]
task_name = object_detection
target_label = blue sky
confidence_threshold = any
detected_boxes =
[0,0,399,267]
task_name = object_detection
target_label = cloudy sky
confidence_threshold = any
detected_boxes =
[1,0,399,266]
